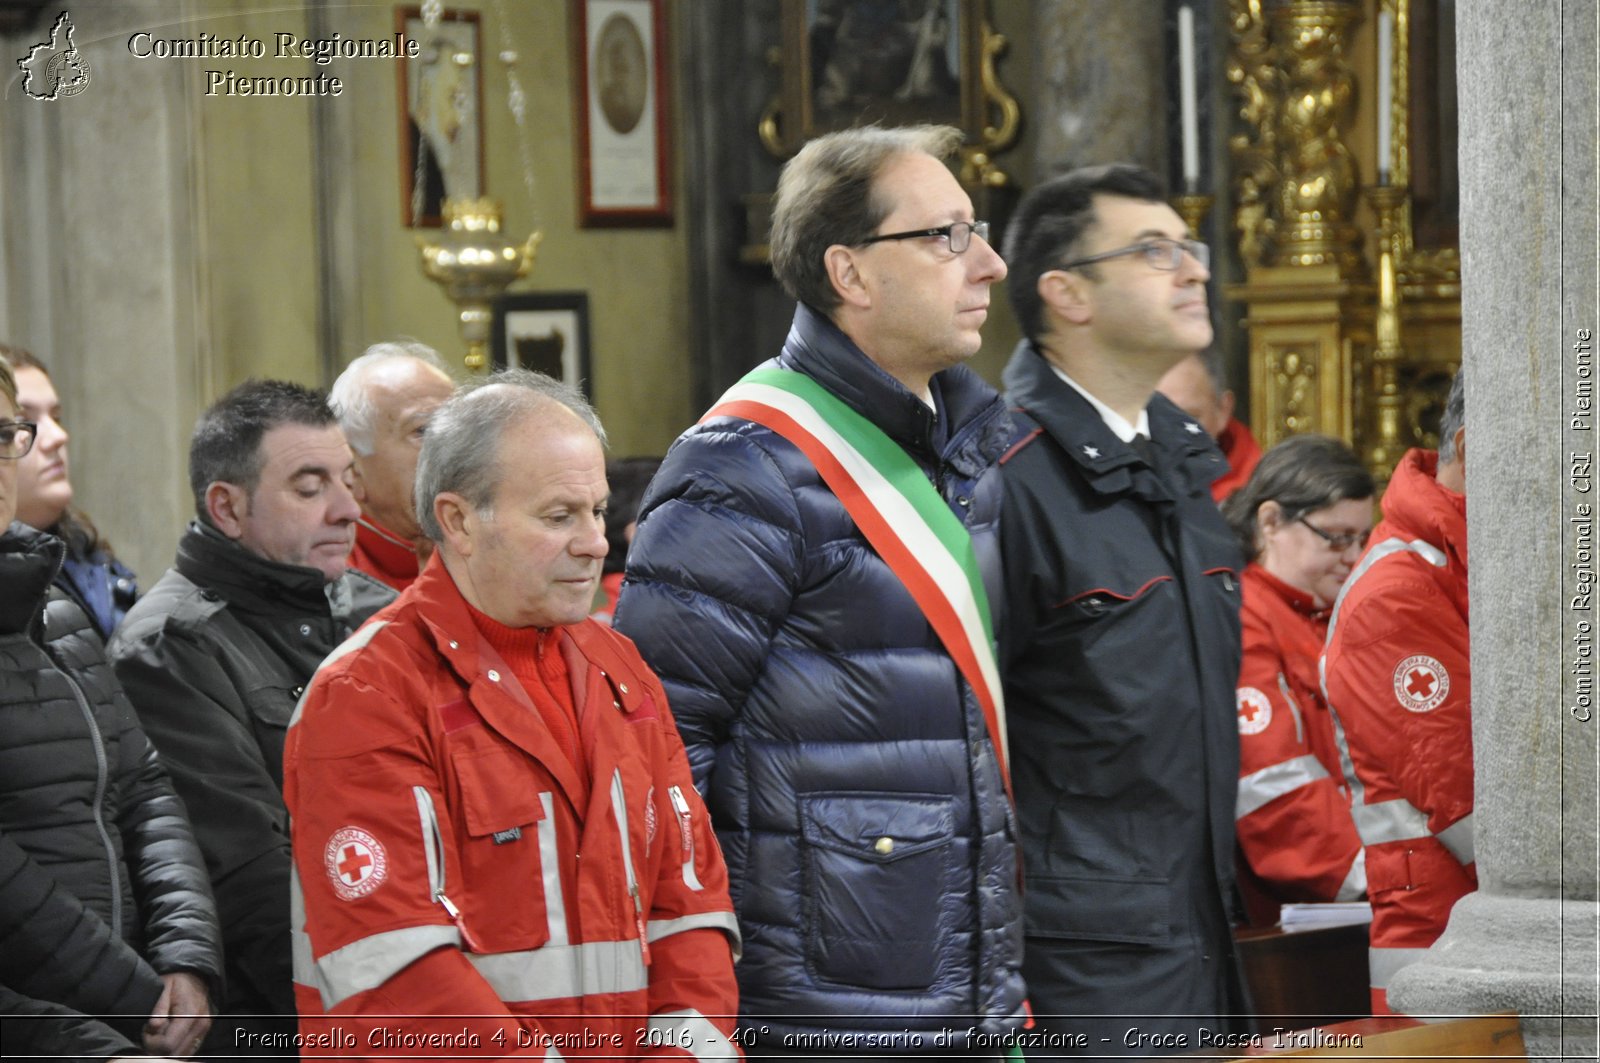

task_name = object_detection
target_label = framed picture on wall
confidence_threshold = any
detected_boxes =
[571,0,673,227]
[770,0,986,154]
[490,292,594,397]
[396,6,485,228]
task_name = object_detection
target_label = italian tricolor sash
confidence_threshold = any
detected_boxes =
[703,367,1012,800]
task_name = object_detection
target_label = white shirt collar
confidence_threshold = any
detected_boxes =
[1048,363,1151,443]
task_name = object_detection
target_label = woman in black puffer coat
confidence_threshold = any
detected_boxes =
[0,360,222,1060]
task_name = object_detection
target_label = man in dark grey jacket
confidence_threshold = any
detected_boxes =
[997,165,1247,1052]
[110,380,393,1054]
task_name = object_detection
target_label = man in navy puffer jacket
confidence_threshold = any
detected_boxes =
[617,124,1026,1055]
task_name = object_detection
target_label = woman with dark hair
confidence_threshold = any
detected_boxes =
[0,345,139,640]
[1221,433,1374,925]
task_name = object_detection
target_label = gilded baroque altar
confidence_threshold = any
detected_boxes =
[1226,0,1460,486]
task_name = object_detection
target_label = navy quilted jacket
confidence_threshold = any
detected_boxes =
[616,305,1025,1047]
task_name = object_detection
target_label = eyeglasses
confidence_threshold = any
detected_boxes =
[1058,237,1210,273]
[1298,516,1370,552]
[859,220,991,254]
[0,419,36,460]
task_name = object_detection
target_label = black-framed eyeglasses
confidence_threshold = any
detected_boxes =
[859,220,991,254]
[1058,237,1210,273]
[0,419,36,460]
[1298,516,1370,552]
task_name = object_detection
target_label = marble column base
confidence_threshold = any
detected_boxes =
[1388,893,1598,1060]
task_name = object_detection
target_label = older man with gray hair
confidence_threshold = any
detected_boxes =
[329,340,455,590]
[286,368,741,1058]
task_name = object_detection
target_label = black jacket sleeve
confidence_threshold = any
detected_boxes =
[0,982,141,1062]
[111,686,224,1002]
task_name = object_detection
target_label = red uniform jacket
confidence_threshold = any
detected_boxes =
[1235,564,1364,926]
[286,554,741,1059]
[1210,418,1263,502]
[348,517,423,592]
[1321,449,1474,1010]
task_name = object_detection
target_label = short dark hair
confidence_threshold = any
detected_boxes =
[770,124,964,314]
[602,456,662,575]
[1438,367,1465,463]
[1221,434,1375,561]
[1003,164,1167,343]
[189,379,339,521]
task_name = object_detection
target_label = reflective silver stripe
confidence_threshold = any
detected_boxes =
[1277,673,1305,745]
[648,1009,738,1062]
[1353,796,1431,846]
[1369,945,1433,988]
[646,911,743,949]
[1436,813,1475,865]
[1335,847,1367,901]
[288,620,390,728]
[290,867,314,987]
[316,922,462,1009]
[414,786,443,898]
[466,939,648,1003]
[536,791,568,946]
[669,785,706,891]
[1236,755,1329,819]
[610,770,640,898]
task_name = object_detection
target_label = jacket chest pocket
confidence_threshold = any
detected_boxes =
[453,748,560,949]
[243,683,301,787]
[800,791,955,992]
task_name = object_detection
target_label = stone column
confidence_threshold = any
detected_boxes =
[1387,3,1599,1059]
[1029,0,1167,177]
[0,0,213,581]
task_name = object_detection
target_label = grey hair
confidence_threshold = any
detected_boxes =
[415,368,607,543]
[329,340,449,455]
[770,124,965,314]
[1437,367,1465,464]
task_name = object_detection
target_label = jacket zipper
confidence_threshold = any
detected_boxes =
[60,665,122,939]
[667,785,705,891]
[413,785,481,951]
[609,769,650,965]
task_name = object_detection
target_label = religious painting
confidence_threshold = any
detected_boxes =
[490,292,594,398]
[396,6,485,229]
[771,0,989,155]
[572,0,674,227]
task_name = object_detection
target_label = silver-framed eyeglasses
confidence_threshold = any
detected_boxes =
[1298,516,1370,552]
[1059,237,1209,272]
[0,419,36,460]
[859,220,990,254]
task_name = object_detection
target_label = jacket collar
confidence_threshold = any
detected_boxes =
[175,520,334,617]
[1379,448,1468,568]
[774,303,1007,473]
[1002,339,1222,500]
[1245,562,1329,622]
[0,521,63,637]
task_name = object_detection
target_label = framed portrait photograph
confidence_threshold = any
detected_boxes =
[396,6,485,228]
[771,0,988,156]
[490,292,594,397]
[572,0,674,227]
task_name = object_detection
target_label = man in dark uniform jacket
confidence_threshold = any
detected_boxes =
[109,380,394,1054]
[996,165,1247,1052]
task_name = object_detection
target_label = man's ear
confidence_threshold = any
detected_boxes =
[1039,269,1093,326]
[433,491,477,558]
[348,459,370,505]
[204,482,249,540]
[1218,388,1237,424]
[1453,426,1466,473]
[823,244,872,310]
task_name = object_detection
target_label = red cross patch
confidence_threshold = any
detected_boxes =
[1392,654,1450,713]
[325,827,388,901]
[1236,686,1272,735]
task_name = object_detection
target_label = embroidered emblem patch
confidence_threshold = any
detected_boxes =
[325,827,388,901]
[644,786,658,847]
[1236,686,1272,735]
[1394,655,1449,713]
